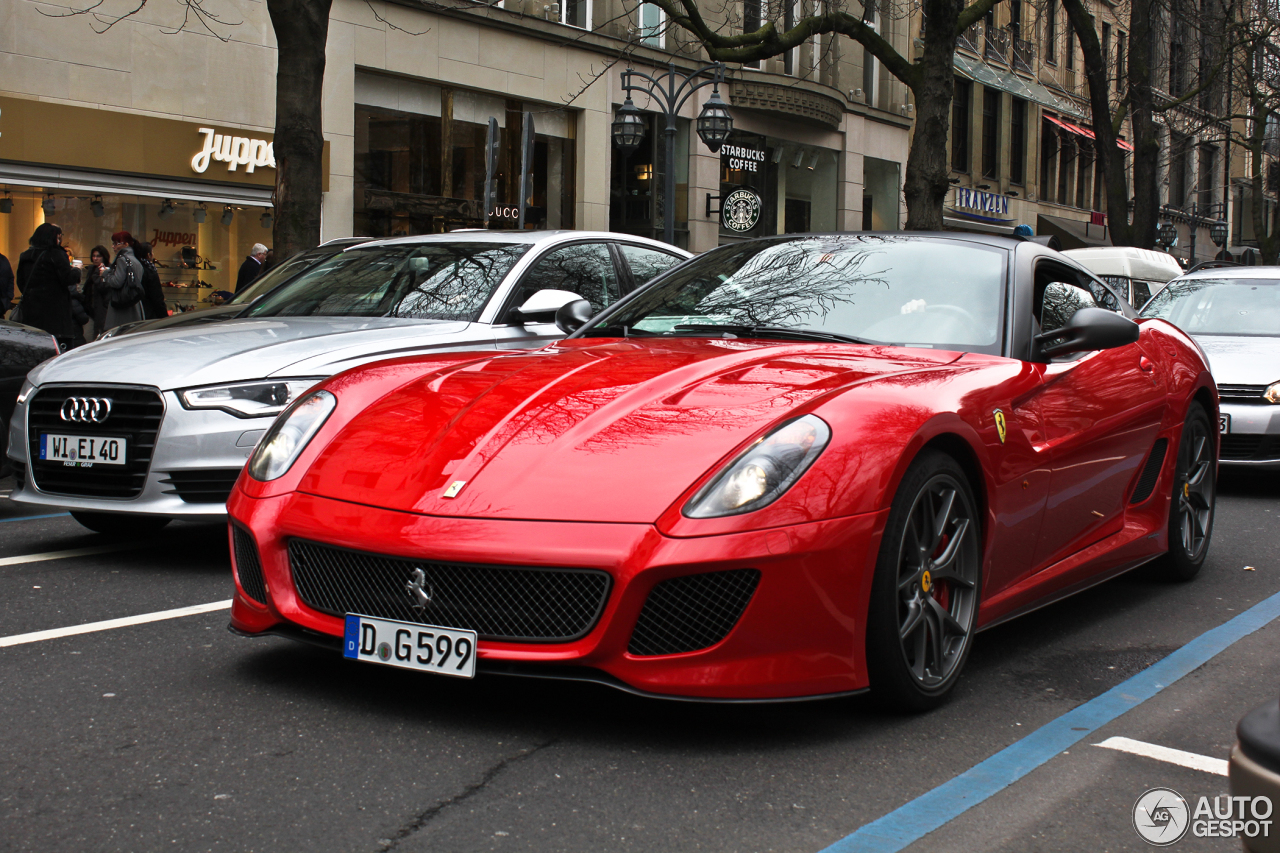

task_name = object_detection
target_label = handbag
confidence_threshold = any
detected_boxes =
[109,258,144,309]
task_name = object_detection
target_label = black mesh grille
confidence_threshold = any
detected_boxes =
[1221,435,1280,461]
[232,526,267,605]
[288,540,611,642]
[628,569,760,656]
[27,386,163,498]
[1130,438,1168,504]
[161,469,242,503]
[1219,384,1269,403]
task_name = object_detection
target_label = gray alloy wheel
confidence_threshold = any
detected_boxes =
[867,450,981,712]
[1160,402,1216,581]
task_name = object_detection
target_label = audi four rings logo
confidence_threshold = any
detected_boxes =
[60,397,113,424]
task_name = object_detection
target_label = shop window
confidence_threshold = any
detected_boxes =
[863,157,900,231]
[1057,134,1073,205]
[981,87,1000,179]
[1076,146,1093,210]
[785,198,811,233]
[1010,97,1026,184]
[563,0,590,29]
[952,78,971,173]
[1041,123,1058,202]
[512,243,619,313]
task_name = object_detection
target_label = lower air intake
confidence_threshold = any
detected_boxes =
[628,569,760,657]
[232,526,267,605]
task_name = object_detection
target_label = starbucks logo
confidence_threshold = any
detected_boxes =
[722,188,762,233]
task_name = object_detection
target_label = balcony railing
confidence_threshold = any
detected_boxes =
[1012,36,1035,73]
[984,22,1009,64]
[958,22,981,53]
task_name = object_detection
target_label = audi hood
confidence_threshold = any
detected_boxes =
[26,316,479,391]
[294,338,964,524]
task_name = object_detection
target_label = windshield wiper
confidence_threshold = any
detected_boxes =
[669,324,873,345]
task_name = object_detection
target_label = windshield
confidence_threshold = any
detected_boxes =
[578,235,1007,354]
[229,248,334,305]
[245,242,530,321]
[1140,277,1280,336]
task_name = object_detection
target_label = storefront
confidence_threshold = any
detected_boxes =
[0,96,327,310]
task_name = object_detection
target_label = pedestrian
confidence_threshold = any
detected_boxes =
[0,249,13,318]
[83,245,112,335]
[135,242,169,320]
[14,223,79,346]
[236,243,268,291]
[95,231,146,331]
[261,248,275,273]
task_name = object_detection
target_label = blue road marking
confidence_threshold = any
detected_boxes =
[0,513,71,524]
[822,588,1280,853]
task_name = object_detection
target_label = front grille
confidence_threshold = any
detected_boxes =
[1221,434,1280,461]
[628,569,760,657]
[27,386,163,498]
[288,540,611,642]
[161,469,242,504]
[1218,384,1269,403]
[1130,438,1169,504]
[232,526,267,605]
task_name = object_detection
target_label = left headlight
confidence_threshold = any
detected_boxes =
[684,415,831,519]
[180,378,324,418]
[248,390,337,482]
[1266,381,1280,404]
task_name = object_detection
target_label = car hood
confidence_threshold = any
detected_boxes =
[1192,335,1280,385]
[299,338,963,523]
[30,316,478,391]
[117,305,245,336]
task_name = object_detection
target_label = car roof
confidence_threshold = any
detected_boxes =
[348,230,691,254]
[1061,247,1184,282]
[1170,265,1280,281]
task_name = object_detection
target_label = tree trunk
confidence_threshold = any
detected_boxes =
[903,0,965,230]
[268,0,333,260]
[1126,0,1161,250]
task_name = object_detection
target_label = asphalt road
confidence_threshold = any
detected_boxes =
[1,469,1278,853]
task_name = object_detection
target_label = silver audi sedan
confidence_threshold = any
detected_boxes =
[7,231,690,532]
[1140,266,1280,468]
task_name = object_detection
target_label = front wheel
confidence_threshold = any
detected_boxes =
[1157,402,1216,581]
[71,511,171,537]
[866,450,982,712]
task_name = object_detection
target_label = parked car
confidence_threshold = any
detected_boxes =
[1062,246,1184,310]
[226,233,1216,708]
[0,320,60,478]
[6,231,690,531]
[1140,266,1280,468]
[1231,692,1280,853]
[97,237,373,340]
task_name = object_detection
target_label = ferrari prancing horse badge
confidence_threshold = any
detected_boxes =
[994,409,1007,444]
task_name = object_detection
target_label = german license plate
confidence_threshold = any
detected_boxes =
[39,433,127,466]
[343,614,476,679]
[1219,414,1231,434]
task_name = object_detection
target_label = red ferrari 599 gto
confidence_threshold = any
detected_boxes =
[227,234,1217,710]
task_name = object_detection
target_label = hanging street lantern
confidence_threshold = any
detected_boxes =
[695,89,734,154]
[1157,220,1178,249]
[611,97,647,155]
[1210,218,1228,247]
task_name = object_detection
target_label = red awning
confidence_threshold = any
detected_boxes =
[1045,114,1135,151]
[1116,138,1134,152]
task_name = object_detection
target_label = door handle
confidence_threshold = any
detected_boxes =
[1139,356,1154,373]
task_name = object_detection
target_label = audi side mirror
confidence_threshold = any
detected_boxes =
[507,289,583,325]
[1035,306,1139,359]
[555,299,594,334]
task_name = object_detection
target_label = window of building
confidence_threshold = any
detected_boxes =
[743,0,762,69]
[563,0,590,29]
[1169,19,1186,96]
[1093,150,1105,211]
[812,0,826,79]
[1058,134,1073,205]
[1076,144,1092,209]
[1101,23,1111,95]
[1010,0,1022,39]
[1169,132,1190,208]
[1066,26,1074,70]
[1045,0,1057,64]
[783,0,797,74]
[1117,31,1127,92]
[1041,122,1058,199]
[982,88,1001,178]
[952,78,971,173]
[1010,97,1026,184]
[638,3,664,47]
[863,5,880,107]
[1199,145,1218,210]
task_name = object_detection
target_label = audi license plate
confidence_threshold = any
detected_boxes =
[1220,414,1231,434]
[343,614,476,679]
[39,433,127,466]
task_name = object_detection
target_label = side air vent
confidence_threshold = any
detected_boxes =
[1130,438,1169,504]
[232,526,268,605]
[628,569,760,656]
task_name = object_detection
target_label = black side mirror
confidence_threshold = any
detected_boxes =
[1035,307,1139,359]
[554,299,594,334]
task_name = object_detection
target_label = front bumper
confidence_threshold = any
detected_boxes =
[8,384,270,517]
[227,490,887,701]
[1220,401,1280,469]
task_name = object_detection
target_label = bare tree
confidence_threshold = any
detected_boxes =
[642,0,1007,230]
[1226,2,1280,261]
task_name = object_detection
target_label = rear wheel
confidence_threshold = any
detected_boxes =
[866,450,982,712]
[1158,402,1216,581]
[71,511,171,536]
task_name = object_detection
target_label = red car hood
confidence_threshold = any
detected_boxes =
[299,338,962,523]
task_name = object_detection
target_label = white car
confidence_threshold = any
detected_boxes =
[7,231,689,532]
[1061,246,1184,310]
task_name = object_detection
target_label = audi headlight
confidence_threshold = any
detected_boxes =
[1266,382,1280,404]
[248,390,336,482]
[684,415,831,518]
[180,378,323,418]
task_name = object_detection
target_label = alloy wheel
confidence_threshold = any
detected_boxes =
[1177,417,1215,562]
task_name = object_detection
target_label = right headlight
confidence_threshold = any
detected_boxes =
[683,415,831,518]
[247,390,337,482]
[1265,381,1280,404]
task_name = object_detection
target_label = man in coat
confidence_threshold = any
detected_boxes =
[236,243,268,291]
[15,223,79,343]
[0,250,13,316]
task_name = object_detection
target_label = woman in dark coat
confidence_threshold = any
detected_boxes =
[135,242,169,320]
[82,245,112,335]
[15,223,79,343]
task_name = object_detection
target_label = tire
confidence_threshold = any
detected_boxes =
[866,450,982,712]
[71,511,171,536]
[1157,401,1216,582]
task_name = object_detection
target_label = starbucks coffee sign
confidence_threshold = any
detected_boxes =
[722,188,762,233]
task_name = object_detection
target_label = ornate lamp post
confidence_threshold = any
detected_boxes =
[611,62,733,246]
[1157,220,1178,252]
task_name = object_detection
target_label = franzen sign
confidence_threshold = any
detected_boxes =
[191,128,276,175]
[953,187,1011,216]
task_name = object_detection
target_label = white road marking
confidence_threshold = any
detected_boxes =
[0,542,151,567]
[1095,736,1229,776]
[0,601,232,648]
